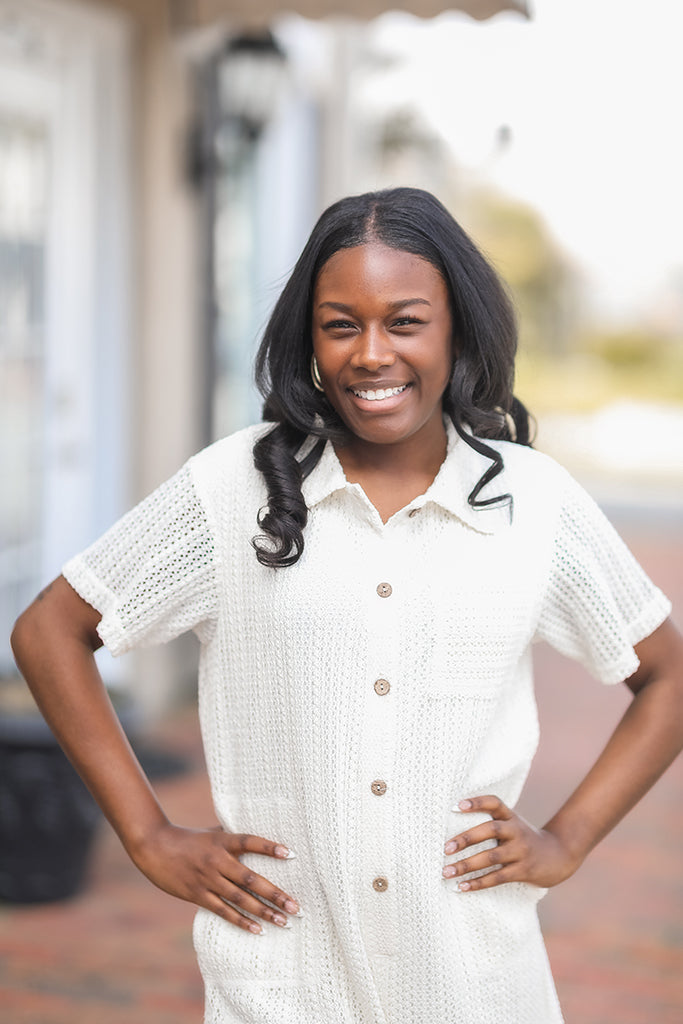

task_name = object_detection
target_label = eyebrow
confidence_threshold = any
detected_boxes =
[317,298,432,313]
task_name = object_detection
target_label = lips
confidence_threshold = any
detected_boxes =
[349,384,409,402]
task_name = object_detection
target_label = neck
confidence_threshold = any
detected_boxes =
[334,415,449,523]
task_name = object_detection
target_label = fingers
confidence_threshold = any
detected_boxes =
[228,832,296,862]
[443,796,512,856]
[451,868,510,893]
[204,895,270,934]
[140,825,303,935]
[223,832,300,910]
[456,795,513,819]
[211,832,301,934]
[207,876,294,933]
[222,856,300,916]
[442,795,526,891]
[444,818,509,856]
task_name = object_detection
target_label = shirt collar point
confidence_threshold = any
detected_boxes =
[300,420,514,534]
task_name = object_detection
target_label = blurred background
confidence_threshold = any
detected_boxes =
[0,0,681,1021]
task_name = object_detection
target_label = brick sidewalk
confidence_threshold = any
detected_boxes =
[1,529,682,1023]
[524,528,683,1024]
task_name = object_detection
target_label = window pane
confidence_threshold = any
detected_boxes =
[0,116,48,669]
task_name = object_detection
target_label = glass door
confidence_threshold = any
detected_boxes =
[0,2,132,675]
[0,116,48,667]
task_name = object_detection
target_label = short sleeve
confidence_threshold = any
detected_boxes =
[62,463,219,656]
[535,472,671,684]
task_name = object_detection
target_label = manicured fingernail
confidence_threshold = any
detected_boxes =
[273,913,290,928]
[444,840,457,854]
[275,845,295,859]
[459,881,471,891]
[249,922,263,934]
[284,899,300,915]
[442,864,456,878]
[459,799,472,810]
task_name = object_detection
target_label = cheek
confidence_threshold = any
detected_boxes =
[429,338,454,386]
[312,333,340,372]
[314,350,344,389]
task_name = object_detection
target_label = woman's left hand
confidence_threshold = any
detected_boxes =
[442,795,579,891]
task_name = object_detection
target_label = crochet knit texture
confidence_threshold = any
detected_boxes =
[63,420,671,1024]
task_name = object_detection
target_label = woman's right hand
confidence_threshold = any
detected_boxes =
[11,578,300,936]
[130,823,301,934]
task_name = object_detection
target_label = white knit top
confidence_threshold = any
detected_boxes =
[63,420,671,1024]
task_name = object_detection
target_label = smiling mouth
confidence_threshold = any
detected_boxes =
[349,384,409,402]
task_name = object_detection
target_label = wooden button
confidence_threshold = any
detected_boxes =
[376,582,392,598]
[371,780,387,796]
[374,678,390,696]
[372,876,389,892]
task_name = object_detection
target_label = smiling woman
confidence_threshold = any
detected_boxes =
[310,243,454,514]
[10,187,683,1024]
[253,187,528,566]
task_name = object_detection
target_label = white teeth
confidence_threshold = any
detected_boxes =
[352,385,407,401]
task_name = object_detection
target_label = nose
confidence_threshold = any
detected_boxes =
[350,325,396,371]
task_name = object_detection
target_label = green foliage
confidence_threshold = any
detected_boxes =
[515,338,683,417]
[447,185,683,416]
[459,189,577,356]
[581,328,670,368]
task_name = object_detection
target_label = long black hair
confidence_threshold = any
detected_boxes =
[252,186,532,567]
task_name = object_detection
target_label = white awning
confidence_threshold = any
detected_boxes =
[191,0,530,24]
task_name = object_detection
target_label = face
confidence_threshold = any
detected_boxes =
[311,242,454,451]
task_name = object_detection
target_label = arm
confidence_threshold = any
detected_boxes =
[11,576,300,930]
[442,617,683,889]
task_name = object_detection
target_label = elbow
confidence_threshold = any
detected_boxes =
[11,606,30,657]
[628,617,683,697]
[10,604,42,672]
[11,576,103,666]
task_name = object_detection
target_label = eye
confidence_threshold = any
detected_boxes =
[322,319,357,332]
[392,316,424,329]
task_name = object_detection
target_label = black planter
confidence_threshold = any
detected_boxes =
[0,714,100,903]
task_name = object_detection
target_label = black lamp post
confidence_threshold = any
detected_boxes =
[189,29,288,184]
[189,29,288,444]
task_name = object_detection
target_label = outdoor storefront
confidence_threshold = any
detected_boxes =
[0,0,528,705]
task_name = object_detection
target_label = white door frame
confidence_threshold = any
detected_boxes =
[0,0,133,667]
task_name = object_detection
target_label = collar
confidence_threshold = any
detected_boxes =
[300,419,513,535]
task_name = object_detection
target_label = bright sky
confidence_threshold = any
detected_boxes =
[370,0,683,323]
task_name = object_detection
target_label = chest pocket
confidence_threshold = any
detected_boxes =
[422,588,533,697]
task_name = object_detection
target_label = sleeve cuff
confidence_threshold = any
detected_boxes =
[593,590,672,686]
[62,556,131,657]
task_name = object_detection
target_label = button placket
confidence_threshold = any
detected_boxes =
[360,554,400,952]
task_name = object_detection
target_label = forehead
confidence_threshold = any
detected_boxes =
[314,243,446,300]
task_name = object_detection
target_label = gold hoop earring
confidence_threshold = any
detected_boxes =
[311,354,325,393]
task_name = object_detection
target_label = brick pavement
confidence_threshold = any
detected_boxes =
[523,526,683,1024]
[1,527,682,1023]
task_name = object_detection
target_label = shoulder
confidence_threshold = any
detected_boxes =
[186,422,271,504]
[476,438,602,536]
[188,422,270,473]
[484,438,577,497]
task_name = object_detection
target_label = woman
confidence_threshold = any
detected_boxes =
[12,188,683,1023]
